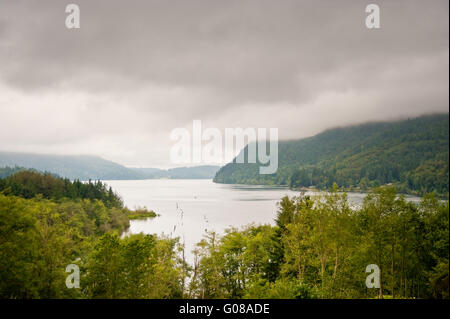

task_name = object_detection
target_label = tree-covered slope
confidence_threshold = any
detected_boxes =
[0,166,26,178]
[0,170,123,207]
[0,170,181,299]
[0,153,221,181]
[0,152,143,180]
[213,114,449,197]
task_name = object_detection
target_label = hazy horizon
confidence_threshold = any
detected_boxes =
[1,0,448,167]
[0,111,448,169]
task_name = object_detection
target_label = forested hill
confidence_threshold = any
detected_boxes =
[0,152,220,180]
[213,114,449,198]
[0,152,143,180]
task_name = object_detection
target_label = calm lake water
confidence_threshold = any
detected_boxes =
[103,179,421,263]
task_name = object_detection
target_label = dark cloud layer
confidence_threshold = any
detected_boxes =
[0,0,448,166]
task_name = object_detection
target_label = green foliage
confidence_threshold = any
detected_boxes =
[191,186,449,299]
[0,170,123,208]
[244,277,318,299]
[214,114,449,198]
[0,171,184,299]
[125,207,158,220]
[1,169,448,299]
[83,233,182,298]
[0,193,129,298]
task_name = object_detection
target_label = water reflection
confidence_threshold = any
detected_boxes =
[105,179,420,264]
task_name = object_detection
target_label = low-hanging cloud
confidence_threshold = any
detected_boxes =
[0,0,448,167]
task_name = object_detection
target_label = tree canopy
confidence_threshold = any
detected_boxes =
[214,114,449,198]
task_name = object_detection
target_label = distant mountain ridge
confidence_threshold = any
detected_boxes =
[130,166,220,179]
[0,152,143,180]
[213,114,449,198]
[0,152,220,180]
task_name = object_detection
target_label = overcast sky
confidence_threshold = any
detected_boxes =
[0,0,448,168]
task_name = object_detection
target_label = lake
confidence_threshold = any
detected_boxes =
[104,179,421,264]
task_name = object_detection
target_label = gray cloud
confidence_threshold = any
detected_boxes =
[0,0,448,167]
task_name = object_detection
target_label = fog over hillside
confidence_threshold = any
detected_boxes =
[0,152,220,180]
[0,0,448,167]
